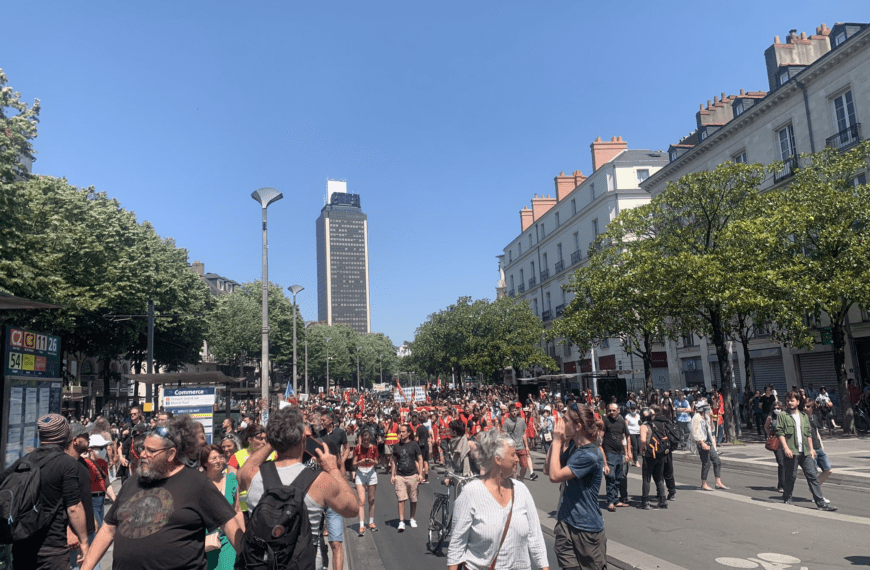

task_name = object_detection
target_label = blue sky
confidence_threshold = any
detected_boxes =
[5,1,866,346]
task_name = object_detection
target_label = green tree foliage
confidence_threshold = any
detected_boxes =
[763,142,870,433]
[0,69,39,183]
[411,296,553,383]
[302,324,395,390]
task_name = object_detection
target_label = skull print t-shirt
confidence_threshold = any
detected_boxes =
[105,466,236,570]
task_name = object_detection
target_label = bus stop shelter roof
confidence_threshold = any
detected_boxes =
[122,372,245,385]
[0,292,65,310]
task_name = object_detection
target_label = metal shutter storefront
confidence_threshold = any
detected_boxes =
[711,359,743,389]
[751,357,788,397]
[798,353,838,390]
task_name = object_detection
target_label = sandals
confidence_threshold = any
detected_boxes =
[369,522,378,532]
[607,504,616,512]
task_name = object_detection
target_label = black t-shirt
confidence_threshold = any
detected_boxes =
[392,441,421,476]
[76,457,96,535]
[105,466,236,570]
[0,446,81,555]
[601,415,629,455]
[318,427,348,455]
[760,394,775,416]
[415,425,429,445]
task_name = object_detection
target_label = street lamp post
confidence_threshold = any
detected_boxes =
[356,346,362,392]
[379,353,384,384]
[288,285,304,397]
[251,187,283,407]
[325,337,332,393]
[304,329,309,395]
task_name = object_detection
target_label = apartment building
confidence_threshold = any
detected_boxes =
[502,137,669,390]
[642,22,870,394]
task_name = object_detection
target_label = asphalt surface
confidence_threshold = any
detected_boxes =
[345,445,870,570]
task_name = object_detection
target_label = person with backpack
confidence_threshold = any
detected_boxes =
[239,406,358,570]
[0,413,91,570]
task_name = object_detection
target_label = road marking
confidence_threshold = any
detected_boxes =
[536,507,692,570]
[626,472,870,526]
[717,552,806,569]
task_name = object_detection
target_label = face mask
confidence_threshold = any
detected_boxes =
[239,421,249,429]
[774,409,782,415]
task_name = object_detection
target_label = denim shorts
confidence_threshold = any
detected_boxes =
[815,448,832,472]
[325,507,344,542]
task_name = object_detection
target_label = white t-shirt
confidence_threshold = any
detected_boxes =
[791,412,803,453]
[625,412,641,435]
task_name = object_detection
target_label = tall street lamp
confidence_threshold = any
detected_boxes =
[379,353,384,384]
[325,336,332,393]
[288,285,304,397]
[304,325,309,395]
[251,187,283,407]
[356,346,362,392]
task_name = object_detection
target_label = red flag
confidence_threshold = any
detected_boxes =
[358,396,365,414]
[345,390,351,404]
[437,377,442,389]
[395,378,408,401]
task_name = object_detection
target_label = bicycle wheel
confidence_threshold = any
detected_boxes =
[856,413,870,434]
[427,494,448,553]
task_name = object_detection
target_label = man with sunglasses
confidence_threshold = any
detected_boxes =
[80,416,244,570]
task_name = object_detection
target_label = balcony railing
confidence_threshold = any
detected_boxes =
[540,269,549,281]
[542,310,552,321]
[507,289,515,297]
[554,260,564,273]
[555,303,565,317]
[826,124,861,152]
[528,277,536,288]
[570,250,581,265]
[517,283,526,293]
[774,157,799,183]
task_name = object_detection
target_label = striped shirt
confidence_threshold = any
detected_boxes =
[447,479,549,570]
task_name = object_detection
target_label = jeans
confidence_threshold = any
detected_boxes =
[641,455,665,502]
[783,452,825,505]
[677,421,691,448]
[754,413,764,435]
[815,448,831,473]
[325,507,344,542]
[69,531,98,570]
[604,453,624,505]
[716,422,725,445]
[663,452,676,496]
[772,446,785,489]
[698,444,721,481]
[92,494,105,528]
[620,457,630,502]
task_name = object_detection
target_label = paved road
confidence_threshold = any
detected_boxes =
[345,445,870,570]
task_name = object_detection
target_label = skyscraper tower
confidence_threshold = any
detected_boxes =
[316,180,371,333]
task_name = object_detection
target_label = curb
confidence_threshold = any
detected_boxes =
[670,450,870,488]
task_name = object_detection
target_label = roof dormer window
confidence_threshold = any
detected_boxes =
[778,70,790,86]
[835,31,847,46]
[699,129,708,141]
[669,150,678,162]
[734,102,744,116]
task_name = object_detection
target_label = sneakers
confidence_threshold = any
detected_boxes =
[783,499,794,506]
[409,519,418,528]
[397,521,405,532]
[818,503,838,512]
[529,473,539,481]
[638,502,651,510]
[667,493,676,501]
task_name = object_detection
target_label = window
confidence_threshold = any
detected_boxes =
[778,124,796,160]
[590,183,596,200]
[833,90,857,133]
[573,232,580,252]
[778,70,790,87]
[733,151,747,164]
[561,287,566,305]
[542,253,548,270]
[637,169,649,183]
[533,299,538,316]
[555,212,560,227]
[734,102,745,116]
[681,332,695,347]
[546,292,552,312]
[529,234,533,248]
[520,269,524,283]
[510,275,514,291]
[592,219,599,237]
[669,150,678,162]
[699,130,708,141]
[835,31,847,46]
[571,199,576,215]
[509,250,512,263]
[540,223,545,238]
[600,337,609,348]
[853,173,868,187]
[518,242,522,255]
[557,243,563,263]
[530,261,535,276]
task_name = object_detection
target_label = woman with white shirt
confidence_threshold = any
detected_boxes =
[625,402,642,468]
[447,430,549,570]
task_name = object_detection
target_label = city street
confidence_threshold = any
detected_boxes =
[344,446,870,570]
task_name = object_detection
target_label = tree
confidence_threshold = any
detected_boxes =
[764,141,870,433]
[0,69,39,183]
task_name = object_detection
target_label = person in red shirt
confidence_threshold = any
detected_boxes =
[353,428,379,536]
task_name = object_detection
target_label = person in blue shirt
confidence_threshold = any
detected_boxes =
[673,391,691,450]
[547,403,607,570]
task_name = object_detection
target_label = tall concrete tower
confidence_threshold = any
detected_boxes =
[316,180,371,333]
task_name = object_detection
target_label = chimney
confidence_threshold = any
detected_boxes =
[192,260,205,276]
[573,170,586,188]
[590,136,628,171]
[531,194,558,220]
[554,171,584,201]
[520,207,534,232]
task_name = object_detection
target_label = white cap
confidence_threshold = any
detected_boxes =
[89,434,110,448]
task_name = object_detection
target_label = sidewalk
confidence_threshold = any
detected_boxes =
[671,431,870,488]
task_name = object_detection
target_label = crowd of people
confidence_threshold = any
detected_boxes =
[2,377,865,570]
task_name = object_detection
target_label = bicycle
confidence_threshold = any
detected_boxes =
[426,471,477,555]
[855,401,870,434]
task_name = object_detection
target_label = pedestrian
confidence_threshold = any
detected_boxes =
[547,403,606,570]
[673,391,691,449]
[68,423,99,570]
[352,427,379,536]
[691,399,728,492]
[502,403,538,482]
[764,402,786,492]
[199,444,240,570]
[391,424,423,531]
[0,414,91,570]
[445,419,474,477]
[601,403,632,511]
[318,409,349,570]
[540,407,554,454]
[776,391,837,510]
[803,400,833,493]
[219,433,241,467]
[447,430,549,570]
[624,402,642,466]
[411,414,431,483]
[85,432,117,528]
[815,387,838,435]
[80,416,245,570]
[240,407,359,570]
[752,390,765,436]
[638,406,667,509]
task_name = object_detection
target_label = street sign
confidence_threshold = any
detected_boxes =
[164,387,216,443]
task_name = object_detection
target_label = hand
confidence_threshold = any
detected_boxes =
[783,446,793,459]
[552,418,565,440]
[390,476,396,485]
[603,463,610,476]
[811,449,816,460]
[313,441,339,473]
[701,443,710,451]
[77,544,89,566]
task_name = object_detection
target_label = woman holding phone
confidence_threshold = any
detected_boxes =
[353,427,380,536]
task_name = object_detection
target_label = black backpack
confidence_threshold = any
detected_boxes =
[235,462,320,570]
[0,449,63,543]
[646,419,678,459]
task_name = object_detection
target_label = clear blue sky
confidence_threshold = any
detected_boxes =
[5,1,866,346]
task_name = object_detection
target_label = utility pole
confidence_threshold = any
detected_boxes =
[357,346,362,392]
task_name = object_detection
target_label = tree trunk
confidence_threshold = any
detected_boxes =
[710,311,737,442]
[641,331,655,401]
[831,316,855,434]
[740,334,754,391]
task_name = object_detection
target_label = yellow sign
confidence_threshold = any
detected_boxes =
[143,403,154,412]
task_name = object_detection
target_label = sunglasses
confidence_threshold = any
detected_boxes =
[148,426,178,449]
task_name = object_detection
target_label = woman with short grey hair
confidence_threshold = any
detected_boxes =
[447,429,549,570]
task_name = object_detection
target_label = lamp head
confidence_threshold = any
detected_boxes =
[288,284,304,296]
[251,187,283,208]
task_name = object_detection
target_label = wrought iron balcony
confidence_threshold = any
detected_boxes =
[554,260,564,273]
[570,250,581,265]
[774,157,799,183]
[555,303,565,317]
[540,269,549,281]
[528,277,536,288]
[826,124,861,152]
[542,310,552,321]
[517,283,526,293]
